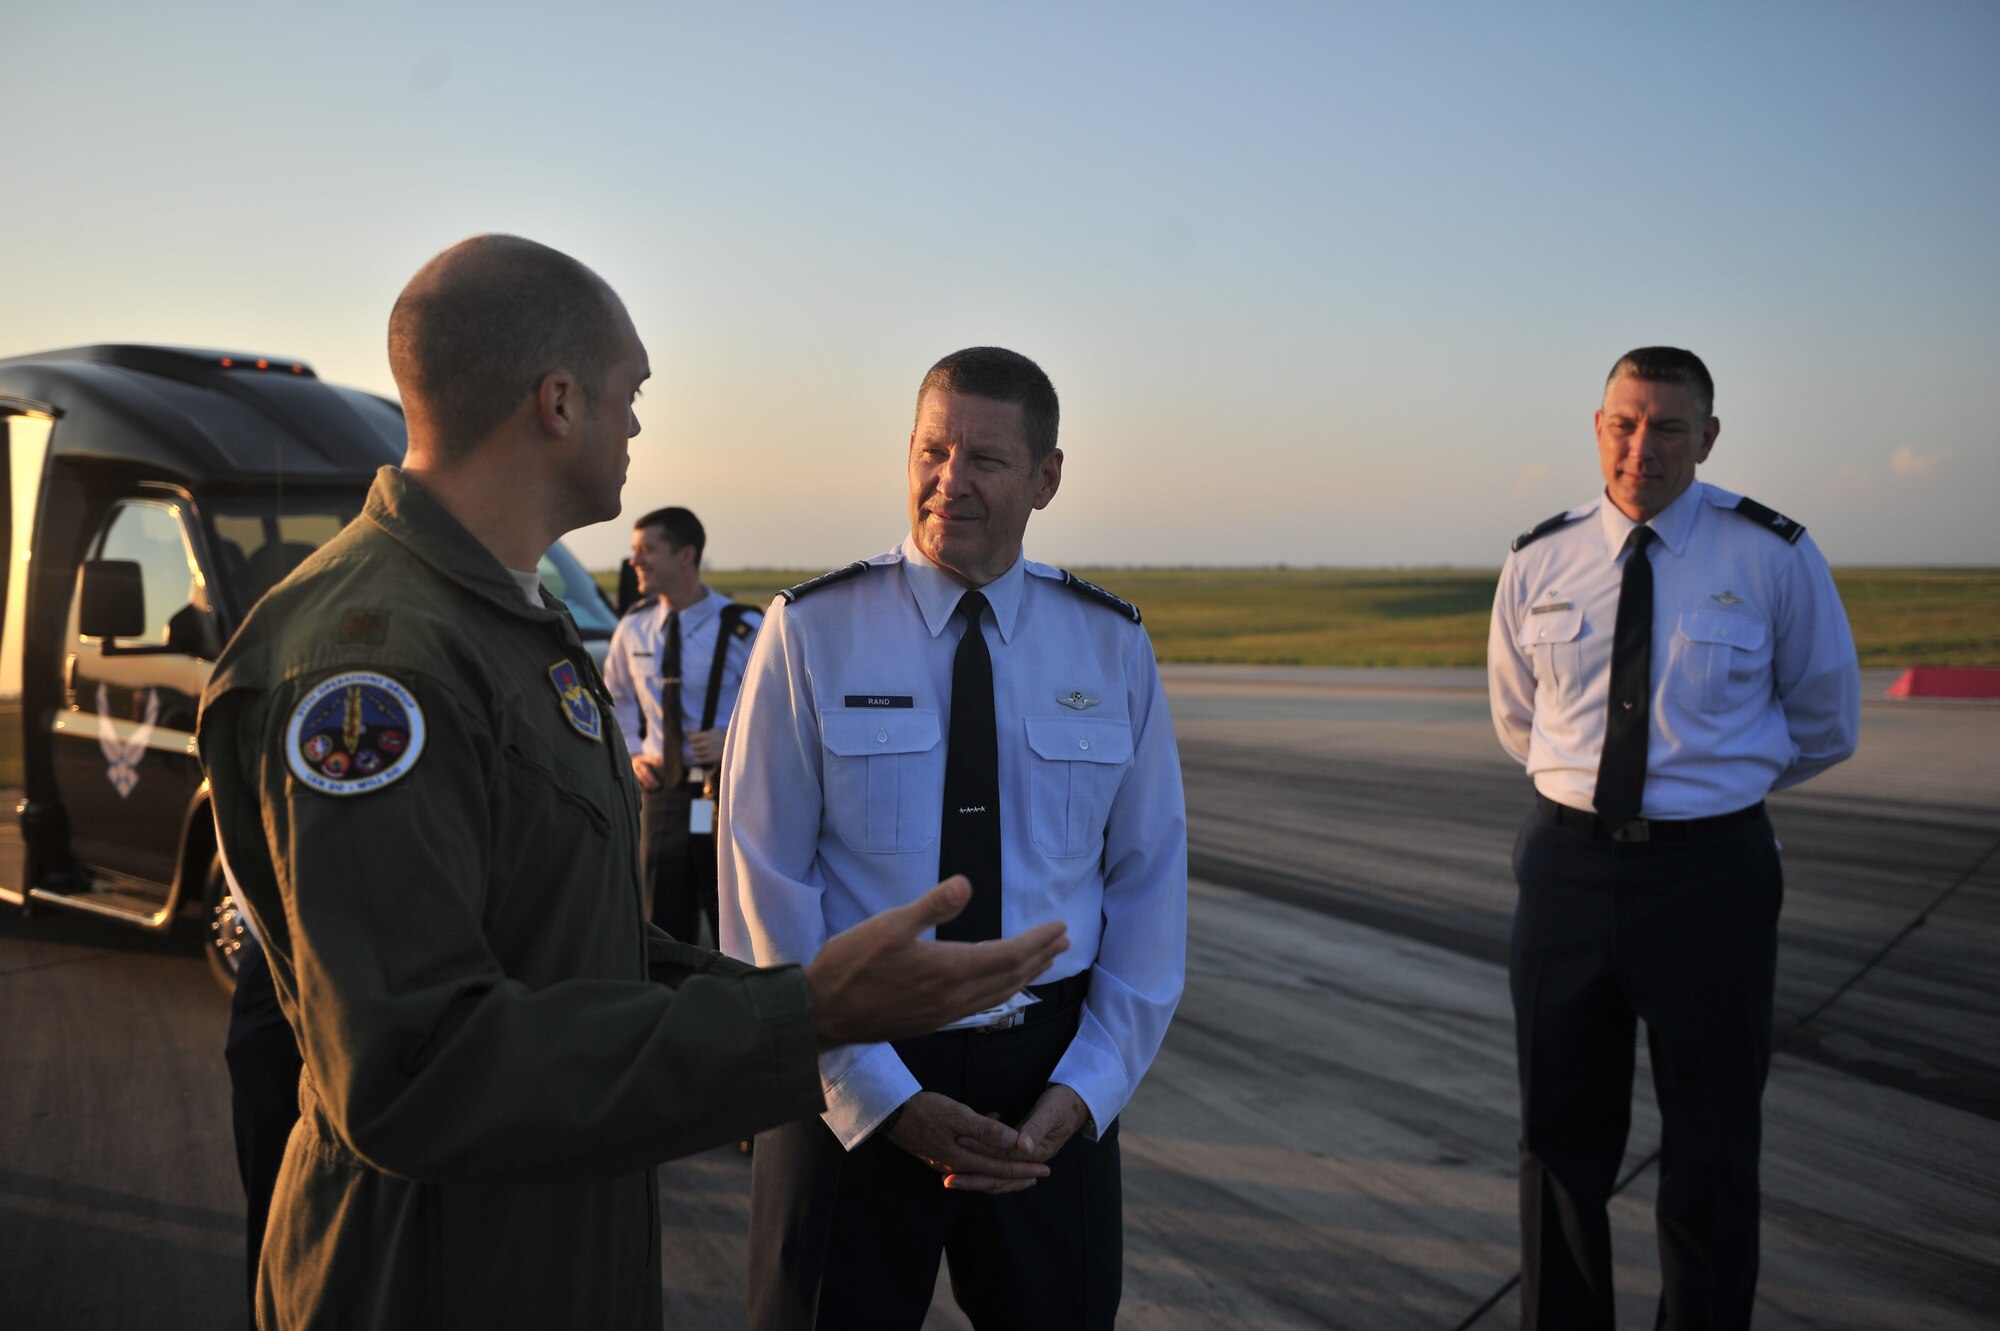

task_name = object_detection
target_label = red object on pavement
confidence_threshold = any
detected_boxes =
[1885,667,2000,699]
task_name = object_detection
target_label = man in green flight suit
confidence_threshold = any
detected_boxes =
[198,234,1067,1330]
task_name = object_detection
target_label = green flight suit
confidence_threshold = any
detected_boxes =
[199,468,823,1330]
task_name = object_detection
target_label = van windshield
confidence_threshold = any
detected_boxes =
[538,542,617,638]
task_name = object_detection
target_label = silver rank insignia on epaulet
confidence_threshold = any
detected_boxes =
[1729,497,1807,545]
[1056,570,1141,623]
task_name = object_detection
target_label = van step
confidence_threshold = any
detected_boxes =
[27,880,173,928]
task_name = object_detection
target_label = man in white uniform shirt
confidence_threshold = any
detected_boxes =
[719,346,1187,1330]
[1488,347,1860,1331]
[603,506,758,941]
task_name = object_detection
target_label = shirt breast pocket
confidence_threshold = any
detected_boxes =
[1517,605,1586,708]
[821,708,942,855]
[1671,610,1771,712]
[1025,716,1133,858]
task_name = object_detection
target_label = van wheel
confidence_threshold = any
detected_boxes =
[202,852,246,994]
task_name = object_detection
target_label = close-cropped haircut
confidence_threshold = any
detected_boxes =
[388,235,623,459]
[1606,346,1715,417]
[914,347,1061,462]
[632,506,705,565]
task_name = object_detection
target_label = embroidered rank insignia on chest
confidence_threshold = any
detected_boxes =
[285,672,427,797]
[548,659,604,741]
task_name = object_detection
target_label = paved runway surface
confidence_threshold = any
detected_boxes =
[1,667,1994,1329]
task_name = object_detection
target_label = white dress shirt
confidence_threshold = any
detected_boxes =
[1489,481,1861,819]
[717,540,1188,1149]
[602,587,760,767]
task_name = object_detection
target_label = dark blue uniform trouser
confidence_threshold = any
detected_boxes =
[225,935,304,1329]
[1510,799,1783,1331]
[746,985,1121,1331]
[641,781,719,943]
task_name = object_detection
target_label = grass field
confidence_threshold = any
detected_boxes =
[595,567,1999,669]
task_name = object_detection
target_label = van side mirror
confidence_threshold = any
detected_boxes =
[166,603,222,660]
[79,560,146,639]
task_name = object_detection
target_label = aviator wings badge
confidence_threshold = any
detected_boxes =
[1711,590,1744,606]
[1057,690,1100,710]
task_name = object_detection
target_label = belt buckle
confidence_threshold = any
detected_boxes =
[977,1010,1024,1034]
[1608,819,1651,843]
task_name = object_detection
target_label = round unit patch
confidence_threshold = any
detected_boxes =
[285,671,427,797]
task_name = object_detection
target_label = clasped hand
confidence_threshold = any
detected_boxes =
[886,1084,1090,1194]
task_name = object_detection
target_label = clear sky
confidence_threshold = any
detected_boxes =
[8,1,1997,571]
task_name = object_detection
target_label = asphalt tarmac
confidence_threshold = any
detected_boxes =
[1,667,1993,1329]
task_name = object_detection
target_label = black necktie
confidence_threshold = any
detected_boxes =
[936,591,1001,942]
[660,609,685,773]
[1595,526,1656,829]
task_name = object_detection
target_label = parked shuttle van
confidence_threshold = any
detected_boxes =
[0,345,616,988]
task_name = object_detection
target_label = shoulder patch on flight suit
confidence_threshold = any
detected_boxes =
[285,671,427,796]
[1511,511,1583,552]
[779,562,875,603]
[1729,497,1807,544]
[547,659,605,741]
[1056,570,1142,623]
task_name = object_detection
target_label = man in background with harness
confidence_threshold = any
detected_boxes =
[605,506,757,943]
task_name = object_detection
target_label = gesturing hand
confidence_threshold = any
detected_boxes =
[886,1092,1049,1194]
[806,876,1067,1049]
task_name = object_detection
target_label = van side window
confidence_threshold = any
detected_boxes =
[81,502,200,651]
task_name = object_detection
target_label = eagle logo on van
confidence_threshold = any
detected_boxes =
[96,684,159,799]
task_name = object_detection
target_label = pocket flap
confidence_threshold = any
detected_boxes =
[822,707,940,756]
[1517,605,1583,646]
[1676,610,1767,651]
[1025,715,1132,764]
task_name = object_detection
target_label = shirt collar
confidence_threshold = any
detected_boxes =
[659,584,719,629]
[363,467,564,624]
[899,538,1025,643]
[1596,480,1703,560]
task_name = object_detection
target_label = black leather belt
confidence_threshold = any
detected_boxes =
[964,971,1090,1034]
[1537,793,1765,843]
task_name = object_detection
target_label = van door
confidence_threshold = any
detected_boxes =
[51,498,214,888]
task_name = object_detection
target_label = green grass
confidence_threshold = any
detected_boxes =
[595,567,2000,668]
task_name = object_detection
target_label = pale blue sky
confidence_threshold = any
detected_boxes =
[8,1,1997,570]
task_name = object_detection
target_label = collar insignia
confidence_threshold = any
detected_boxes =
[548,659,604,741]
[1057,690,1101,710]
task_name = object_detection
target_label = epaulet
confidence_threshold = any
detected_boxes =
[1729,496,1807,545]
[620,593,658,618]
[1511,511,1583,552]
[1055,569,1141,623]
[720,601,760,638]
[779,562,874,603]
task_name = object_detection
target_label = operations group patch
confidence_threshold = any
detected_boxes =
[548,659,604,741]
[285,671,427,797]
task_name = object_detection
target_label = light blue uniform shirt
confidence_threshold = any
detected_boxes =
[1489,480,1860,819]
[602,586,759,767]
[718,540,1188,1149]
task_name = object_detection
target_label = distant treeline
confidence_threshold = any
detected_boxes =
[593,567,2000,669]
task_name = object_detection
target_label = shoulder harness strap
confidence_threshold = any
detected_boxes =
[1057,569,1141,623]
[1730,496,1807,545]
[700,603,755,731]
[779,561,873,603]
[1511,511,1582,552]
